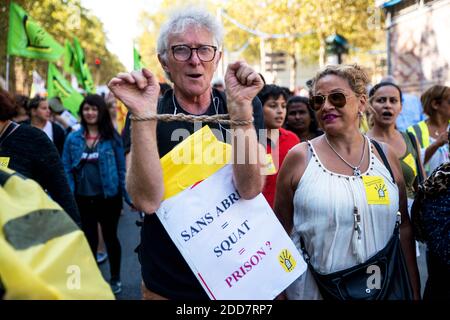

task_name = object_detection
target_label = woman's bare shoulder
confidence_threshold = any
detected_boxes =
[281,141,311,187]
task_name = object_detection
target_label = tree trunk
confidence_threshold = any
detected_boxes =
[0,0,11,90]
[319,42,326,68]
[290,52,297,92]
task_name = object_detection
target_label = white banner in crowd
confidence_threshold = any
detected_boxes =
[156,164,306,300]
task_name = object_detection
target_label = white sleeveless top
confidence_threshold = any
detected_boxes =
[286,138,399,300]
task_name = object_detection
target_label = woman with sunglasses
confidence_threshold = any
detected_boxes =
[274,64,420,300]
[367,82,426,212]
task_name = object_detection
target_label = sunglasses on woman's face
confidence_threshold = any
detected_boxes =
[309,92,347,111]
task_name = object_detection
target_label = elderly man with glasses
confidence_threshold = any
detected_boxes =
[109,7,266,300]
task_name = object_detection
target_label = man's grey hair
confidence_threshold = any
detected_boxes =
[157,7,224,64]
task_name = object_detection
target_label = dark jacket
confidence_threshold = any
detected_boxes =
[52,122,66,156]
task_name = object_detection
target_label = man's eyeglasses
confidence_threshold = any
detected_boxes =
[171,45,217,62]
[309,92,348,111]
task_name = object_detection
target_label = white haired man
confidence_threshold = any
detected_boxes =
[109,7,266,300]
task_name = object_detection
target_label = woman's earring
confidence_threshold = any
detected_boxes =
[358,111,364,117]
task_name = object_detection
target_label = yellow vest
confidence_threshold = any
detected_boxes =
[0,168,114,300]
[407,120,429,149]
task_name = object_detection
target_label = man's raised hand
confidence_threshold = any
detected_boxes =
[107,68,160,116]
[225,61,264,121]
[225,62,263,104]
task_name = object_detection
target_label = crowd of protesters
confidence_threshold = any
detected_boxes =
[0,6,449,300]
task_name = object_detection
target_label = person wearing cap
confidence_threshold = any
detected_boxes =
[48,97,80,135]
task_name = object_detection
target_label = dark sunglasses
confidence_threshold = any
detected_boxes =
[309,92,347,111]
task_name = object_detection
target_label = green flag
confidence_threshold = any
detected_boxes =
[64,40,76,74]
[47,63,83,116]
[133,46,144,71]
[72,37,95,93]
[7,2,64,61]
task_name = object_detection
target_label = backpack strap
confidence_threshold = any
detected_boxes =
[371,139,395,183]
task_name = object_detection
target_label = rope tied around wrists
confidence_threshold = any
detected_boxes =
[129,113,254,126]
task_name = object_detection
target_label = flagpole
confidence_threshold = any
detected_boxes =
[5,0,10,91]
[6,55,10,91]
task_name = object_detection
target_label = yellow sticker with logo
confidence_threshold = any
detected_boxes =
[0,157,10,168]
[261,154,277,176]
[278,249,296,272]
[362,176,390,205]
[403,154,417,177]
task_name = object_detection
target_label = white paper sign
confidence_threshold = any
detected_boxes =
[156,164,306,300]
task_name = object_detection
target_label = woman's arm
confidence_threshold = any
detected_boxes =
[414,136,427,184]
[423,131,448,164]
[61,133,75,192]
[384,143,421,300]
[273,143,308,234]
[112,134,132,205]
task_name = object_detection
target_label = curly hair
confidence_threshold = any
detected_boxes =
[310,64,369,97]
[0,88,17,121]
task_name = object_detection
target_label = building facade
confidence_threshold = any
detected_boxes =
[381,0,450,94]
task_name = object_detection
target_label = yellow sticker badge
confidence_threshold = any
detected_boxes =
[278,249,296,272]
[362,176,390,205]
[403,153,417,177]
[261,154,277,176]
[0,157,10,168]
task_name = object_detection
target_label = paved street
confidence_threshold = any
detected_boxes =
[99,204,142,300]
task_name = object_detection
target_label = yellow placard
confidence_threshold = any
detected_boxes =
[261,154,277,176]
[362,176,390,205]
[160,126,231,200]
[403,153,417,177]
[0,157,10,168]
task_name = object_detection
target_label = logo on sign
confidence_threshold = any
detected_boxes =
[278,249,296,272]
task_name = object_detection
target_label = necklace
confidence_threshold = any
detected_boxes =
[325,134,367,176]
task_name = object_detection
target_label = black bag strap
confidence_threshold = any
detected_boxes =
[299,237,311,263]
[406,131,424,184]
[371,139,395,183]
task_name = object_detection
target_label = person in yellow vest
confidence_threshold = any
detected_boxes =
[407,85,450,176]
[367,82,426,212]
[0,167,114,300]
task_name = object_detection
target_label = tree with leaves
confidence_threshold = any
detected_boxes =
[132,0,385,88]
[0,0,125,94]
